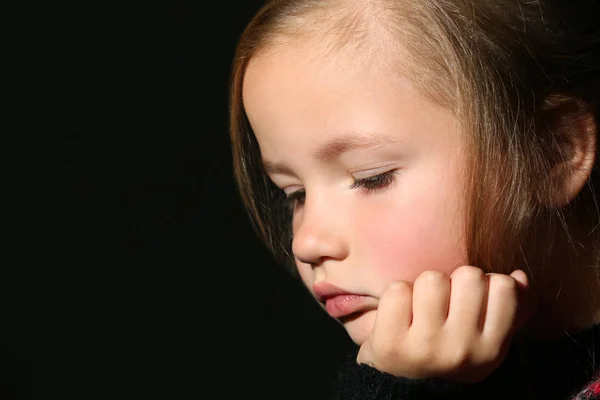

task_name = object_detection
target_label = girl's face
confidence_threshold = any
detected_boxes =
[243,43,469,344]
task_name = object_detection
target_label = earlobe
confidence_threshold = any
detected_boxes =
[546,105,597,207]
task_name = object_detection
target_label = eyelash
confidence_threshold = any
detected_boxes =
[284,169,397,207]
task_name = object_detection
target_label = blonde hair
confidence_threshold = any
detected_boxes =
[229,0,600,278]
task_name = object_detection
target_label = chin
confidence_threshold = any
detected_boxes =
[340,309,377,345]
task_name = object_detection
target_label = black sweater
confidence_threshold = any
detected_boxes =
[333,324,600,400]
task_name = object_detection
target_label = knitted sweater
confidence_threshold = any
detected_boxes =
[334,324,600,400]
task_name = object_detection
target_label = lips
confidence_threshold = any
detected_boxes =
[312,281,377,319]
[324,294,374,318]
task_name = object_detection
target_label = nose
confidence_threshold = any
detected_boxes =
[291,193,349,267]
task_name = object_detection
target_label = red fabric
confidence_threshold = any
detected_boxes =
[573,373,600,400]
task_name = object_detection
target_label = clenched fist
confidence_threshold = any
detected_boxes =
[356,266,536,383]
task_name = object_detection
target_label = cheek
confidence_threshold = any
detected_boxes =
[296,263,312,289]
[357,185,468,285]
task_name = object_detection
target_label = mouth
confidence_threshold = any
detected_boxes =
[312,281,378,319]
[324,294,376,319]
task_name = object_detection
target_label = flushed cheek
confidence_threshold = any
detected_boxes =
[357,197,467,288]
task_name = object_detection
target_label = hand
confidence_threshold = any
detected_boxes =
[356,266,537,383]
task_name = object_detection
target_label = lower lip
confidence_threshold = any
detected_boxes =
[325,295,372,318]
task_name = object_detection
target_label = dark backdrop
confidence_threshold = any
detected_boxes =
[5,3,355,399]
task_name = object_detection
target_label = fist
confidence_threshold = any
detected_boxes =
[356,266,536,383]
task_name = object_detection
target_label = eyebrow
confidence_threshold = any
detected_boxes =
[262,131,397,175]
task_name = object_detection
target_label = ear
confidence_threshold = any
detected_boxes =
[544,96,597,207]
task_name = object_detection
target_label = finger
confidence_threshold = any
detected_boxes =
[482,273,521,342]
[411,270,450,332]
[446,266,488,331]
[372,280,413,339]
[509,269,538,331]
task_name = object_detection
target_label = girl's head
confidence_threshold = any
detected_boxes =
[230,0,599,343]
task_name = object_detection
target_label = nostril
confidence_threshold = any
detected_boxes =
[294,254,317,267]
[295,254,331,269]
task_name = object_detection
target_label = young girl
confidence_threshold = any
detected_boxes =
[229,0,600,399]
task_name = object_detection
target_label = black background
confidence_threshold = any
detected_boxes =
[5,3,355,399]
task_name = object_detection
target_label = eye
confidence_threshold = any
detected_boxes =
[349,169,397,193]
[283,169,397,210]
[285,189,306,208]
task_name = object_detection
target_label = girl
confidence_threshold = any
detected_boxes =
[229,0,600,399]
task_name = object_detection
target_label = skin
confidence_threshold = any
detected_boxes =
[243,42,469,345]
[241,38,594,381]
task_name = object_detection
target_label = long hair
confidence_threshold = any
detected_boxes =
[229,0,600,277]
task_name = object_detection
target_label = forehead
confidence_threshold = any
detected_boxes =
[242,43,408,140]
[242,43,371,111]
[241,28,412,112]
[241,40,461,173]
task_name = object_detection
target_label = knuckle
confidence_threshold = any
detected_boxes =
[451,265,481,278]
[451,265,485,282]
[491,274,517,292]
[416,270,447,284]
[389,280,412,290]
[386,280,412,297]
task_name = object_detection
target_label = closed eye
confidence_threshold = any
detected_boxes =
[284,169,398,209]
[349,169,397,192]
[285,188,306,207]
